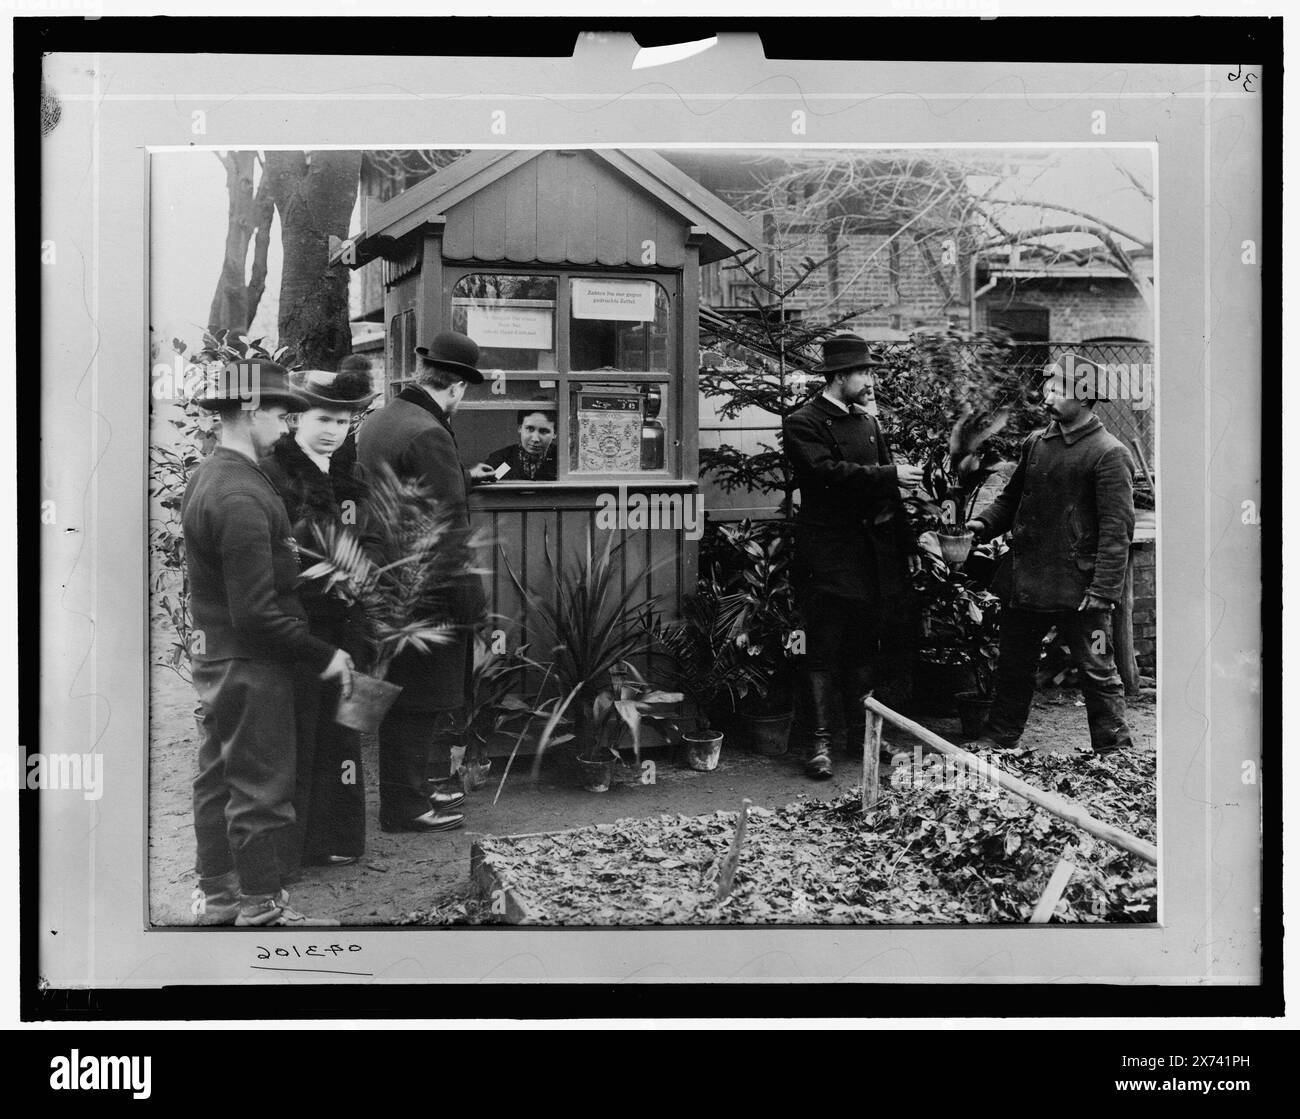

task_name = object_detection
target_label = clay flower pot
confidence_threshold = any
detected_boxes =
[575,756,613,793]
[937,529,975,569]
[739,710,794,756]
[683,730,724,771]
[334,672,403,733]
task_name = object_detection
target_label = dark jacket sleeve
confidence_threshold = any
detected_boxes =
[783,410,898,502]
[402,427,487,620]
[404,427,469,520]
[1087,445,1136,603]
[973,436,1031,539]
[215,491,336,672]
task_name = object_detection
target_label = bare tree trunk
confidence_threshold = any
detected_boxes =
[207,151,273,337]
[264,149,362,369]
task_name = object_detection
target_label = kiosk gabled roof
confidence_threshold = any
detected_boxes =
[348,148,761,267]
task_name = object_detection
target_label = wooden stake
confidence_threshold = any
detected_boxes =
[862,701,883,810]
[863,697,1157,866]
[1030,856,1078,923]
[715,798,751,901]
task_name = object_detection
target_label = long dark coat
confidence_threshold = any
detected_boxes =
[354,386,484,712]
[783,395,911,603]
[258,433,367,862]
[975,415,1135,611]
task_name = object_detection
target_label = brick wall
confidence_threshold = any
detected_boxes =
[978,277,1151,342]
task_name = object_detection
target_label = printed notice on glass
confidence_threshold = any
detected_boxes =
[575,392,643,472]
[463,300,554,350]
[570,278,656,322]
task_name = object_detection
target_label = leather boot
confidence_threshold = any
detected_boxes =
[839,662,875,758]
[803,671,836,780]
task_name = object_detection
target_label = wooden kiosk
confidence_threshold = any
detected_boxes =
[344,149,759,626]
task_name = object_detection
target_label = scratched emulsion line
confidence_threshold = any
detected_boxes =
[1202,64,1213,983]
[88,55,101,988]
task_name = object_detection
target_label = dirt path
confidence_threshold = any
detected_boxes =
[149,664,1156,927]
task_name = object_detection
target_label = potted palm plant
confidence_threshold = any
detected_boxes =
[298,462,489,733]
[651,579,767,770]
[507,531,682,792]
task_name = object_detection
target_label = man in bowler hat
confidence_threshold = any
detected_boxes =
[783,335,924,779]
[965,354,1136,755]
[183,360,354,926]
[356,330,492,832]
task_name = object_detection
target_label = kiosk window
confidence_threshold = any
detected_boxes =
[451,274,558,371]
[569,279,669,371]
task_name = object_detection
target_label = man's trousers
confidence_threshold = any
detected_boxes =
[191,658,297,896]
[984,607,1133,752]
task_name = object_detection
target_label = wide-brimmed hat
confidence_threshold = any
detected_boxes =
[192,359,310,412]
[414,330,485,384]
[290,367,378,411]
[814,333,889,375]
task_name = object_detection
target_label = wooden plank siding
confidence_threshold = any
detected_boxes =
[441,150,687,269]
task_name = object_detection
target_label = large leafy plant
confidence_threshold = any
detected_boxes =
[650,578,768,734]
[701,519,800,713]
[508,531,681,767]
[874,328,1037,533]
[911,535,1005,698]
[299,462,489,680]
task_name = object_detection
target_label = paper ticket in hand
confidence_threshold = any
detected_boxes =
[493,462,511,479]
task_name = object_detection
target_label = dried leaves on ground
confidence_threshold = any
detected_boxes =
[414,747,1156,926]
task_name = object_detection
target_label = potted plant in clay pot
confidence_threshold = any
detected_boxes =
[298,462,489,733]
[508,531,681,792]
[911,532,1003,727]
[439,637,538,794]
[650,579,768,771]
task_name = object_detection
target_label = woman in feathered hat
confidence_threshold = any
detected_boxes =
[259,361,379,874]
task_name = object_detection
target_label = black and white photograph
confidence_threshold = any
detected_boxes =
[148,143,1161,929]
[24,20,1273,1023]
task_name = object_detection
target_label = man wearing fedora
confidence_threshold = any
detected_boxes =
[783,334,925,779]
[356,330,492,832]
[965,354,1136,756]
[183,360,354,926]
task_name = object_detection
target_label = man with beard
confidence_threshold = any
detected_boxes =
[965,353,1136,756]
[355,331,493,832]
[183,360,353,926]
[783,335,924,779]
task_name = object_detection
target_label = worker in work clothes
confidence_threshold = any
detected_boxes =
[965,353,1136,755]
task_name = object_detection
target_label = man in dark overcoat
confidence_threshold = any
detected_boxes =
[355,331,493,832]
[183,360,353,926]
[783,335,925,779]
[966,354,1136,754]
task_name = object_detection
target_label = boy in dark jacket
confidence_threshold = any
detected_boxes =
[966,354,1136,755]
[183,361,354,926]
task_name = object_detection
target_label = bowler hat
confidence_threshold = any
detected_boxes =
[815,333,888,375]
[414,330,485,385]
[192,360,310,412]
[290,367,378,411]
